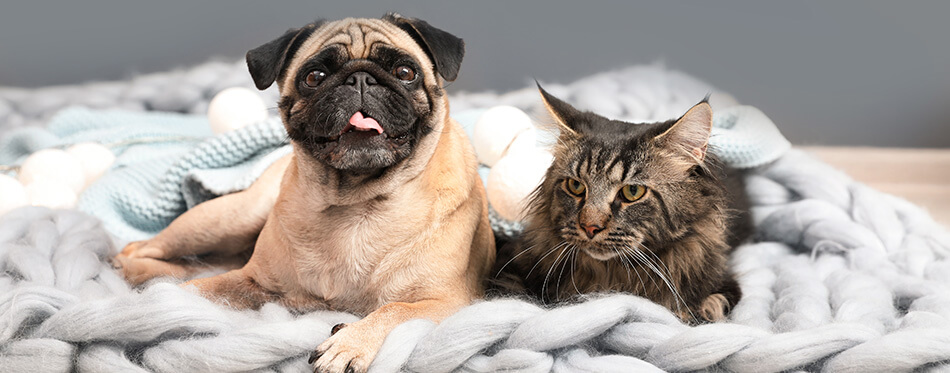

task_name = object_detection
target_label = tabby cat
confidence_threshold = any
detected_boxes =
[494,86,751,323]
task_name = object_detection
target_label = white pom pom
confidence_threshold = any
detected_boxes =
[66,142,116,187]
[0,174,28,216]
[25,180,78,209]
[18,149,86,194]
[472,106,534,167]
[504,128,538,157]
[487,149,554,221]
[207,87,269,134]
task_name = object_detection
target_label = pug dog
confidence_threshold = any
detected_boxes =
[113,14,495,373]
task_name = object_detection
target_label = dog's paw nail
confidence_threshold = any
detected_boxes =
[331,323,347,335]
[345,366,355,373]
[308,349,322,365]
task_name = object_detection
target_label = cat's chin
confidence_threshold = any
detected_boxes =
[582,248,620,261]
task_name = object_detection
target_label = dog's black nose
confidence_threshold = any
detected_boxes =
[345,72,377,93]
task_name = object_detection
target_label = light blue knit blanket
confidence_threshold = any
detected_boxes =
[0,104,788,242]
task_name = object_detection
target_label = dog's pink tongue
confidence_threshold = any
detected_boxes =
[348,112,383,134]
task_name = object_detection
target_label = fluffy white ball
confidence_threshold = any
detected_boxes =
[472,106,534,167]
[0,174,28,216]
[66,142,116,187]
[18,149,86,194]
[505,128,538,157]
[25,180,78,209]
[207,87,269,134]
[487,149,554,221]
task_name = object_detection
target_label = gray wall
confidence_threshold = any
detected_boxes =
[2,1,948,147]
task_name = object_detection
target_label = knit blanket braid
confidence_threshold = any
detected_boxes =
[2,149,947,372]
[1,60,949,372]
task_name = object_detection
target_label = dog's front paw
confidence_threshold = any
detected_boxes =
[111,254,194,286]
[118,240,167,259]
[310,322,380,373]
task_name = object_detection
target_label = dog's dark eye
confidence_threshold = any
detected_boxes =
[392,65,415,81]
[304,70,326,87]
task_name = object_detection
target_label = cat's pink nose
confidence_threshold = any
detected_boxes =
[582,224,604,239]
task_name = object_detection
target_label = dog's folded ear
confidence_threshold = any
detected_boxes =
[246,20,324,90]
[384,13,465,82]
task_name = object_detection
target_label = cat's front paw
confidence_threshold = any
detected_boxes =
[698,293,730,322]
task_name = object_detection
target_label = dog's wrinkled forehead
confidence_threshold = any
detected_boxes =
[282,18,434,88]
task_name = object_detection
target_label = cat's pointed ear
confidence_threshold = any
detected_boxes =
[655,100,713,164]
[537,82,580,136]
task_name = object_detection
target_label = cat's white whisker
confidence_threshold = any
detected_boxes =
[542,243,572,303]
[608,243,635,286]
[570,244,581,296]
[631,247,681,313]
[494,243,538,278]
[622,252,647,295]
[620,245,660,291]
[622,247,654,301]
[640,243,678,284]
[555,245,576,297]
[632,243,696,320]
[526,241,568,279]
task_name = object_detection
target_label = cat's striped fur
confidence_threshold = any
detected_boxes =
[493,86,751,323]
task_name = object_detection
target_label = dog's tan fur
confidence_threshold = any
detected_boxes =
[114,17,494,372]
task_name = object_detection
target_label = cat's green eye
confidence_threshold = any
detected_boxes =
[620,185,647,203]
[564,178,586,196]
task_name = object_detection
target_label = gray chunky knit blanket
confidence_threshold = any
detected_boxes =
[1,61,949,372]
